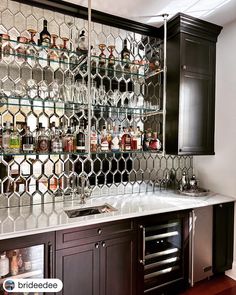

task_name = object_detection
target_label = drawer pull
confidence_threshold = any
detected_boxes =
[97,228,102,235]
[102,242,106,248]
[95,243,99,249]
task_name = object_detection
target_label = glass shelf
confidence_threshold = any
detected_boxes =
[0,269,43,284]
[0,151,88,157]
[0,95,88,111]
[0,150,162,157]
[0,95,162,115]
[2,37,83,56]
[1,38,163,78]
[92,150,163,156]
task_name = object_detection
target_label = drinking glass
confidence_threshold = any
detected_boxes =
[49,80,60,101]
[49,34,59,71]
[26,29,37,67]
[15,36,27,64]
[27,79,38,99]
[1,34,15,64]
[38,80,49,100]
[79,80,88,104]
[98,85,107,105]
[91,80,98,105]
[14,80,27,98]
[108,45,115,77]
[59,37,69,71]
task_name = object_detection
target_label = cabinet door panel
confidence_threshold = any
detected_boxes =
[100,234,136,295]
[181,34,215,75]
[178,72,214,154]
[56,243,99,295]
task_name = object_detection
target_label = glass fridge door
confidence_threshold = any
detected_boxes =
[0,244,44,295]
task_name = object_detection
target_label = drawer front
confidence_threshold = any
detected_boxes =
[56,220,134,249]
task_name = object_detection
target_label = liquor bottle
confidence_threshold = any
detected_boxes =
[11,251,19,276]
[9,127,21,153]
[76,30,88,53]
[136,126,142,150]
[39,19,51,46]
[63,126,75,152]
[130,126,137,150]
[0,125,3,151]
[142,130,149,151]
[76,124,86,153]
[107,124,112,149]
[2,122,11,152]
[37,127,50,152]
[121,127,131,151]
[100,126,109,152]
[149,132,161,150]
[121,39,130,72]
[22,127,34,153]
[51,128,63,153]
[0,252,9,277]
[90,125,98,152]
[111,125,120,152]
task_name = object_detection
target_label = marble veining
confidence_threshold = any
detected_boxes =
[0,190,235,240]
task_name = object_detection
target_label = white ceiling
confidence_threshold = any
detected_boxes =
[65,0,236,27]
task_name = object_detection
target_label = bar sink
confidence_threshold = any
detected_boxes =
[65,203,117,218]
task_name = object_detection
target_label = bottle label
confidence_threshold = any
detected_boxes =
[52,141,63,152]
[38,139,50,152]
[23,144,34,152]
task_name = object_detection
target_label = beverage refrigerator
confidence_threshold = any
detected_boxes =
[0,232,55,295]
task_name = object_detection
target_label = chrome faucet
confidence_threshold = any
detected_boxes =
[78,173,93,204]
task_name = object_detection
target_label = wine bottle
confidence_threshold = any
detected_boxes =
[40,19,51,46]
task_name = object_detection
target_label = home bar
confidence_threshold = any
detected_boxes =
[0,0,235,294]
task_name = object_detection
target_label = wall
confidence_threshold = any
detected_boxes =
[194,19,236,279]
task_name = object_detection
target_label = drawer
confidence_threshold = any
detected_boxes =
[56,219,134,249]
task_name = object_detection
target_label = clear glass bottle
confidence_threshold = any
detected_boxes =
[59,37,69,71]
[51,128,63,153]
[121,39,131,72]
[90,125,97,152]
[2,121,12,153]
[0,252,9,277]
[111,125,120,152]
[37,127,50,152]
[22,127,35,153]
[136,126,142,150]
[100,126,109,152]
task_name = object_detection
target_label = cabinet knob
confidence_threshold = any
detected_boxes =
[97,228,102,235]
[182,65,187,70]
[102,242,106,248]
[95,243,99,249]
[219,204,223,208]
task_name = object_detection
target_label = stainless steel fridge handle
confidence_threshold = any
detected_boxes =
[139,225,145,265]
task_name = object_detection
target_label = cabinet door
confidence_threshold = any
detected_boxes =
[56,243,99,295]
[213,202,234,273]
[181,34,215,76]
[100,234,137,295]
[178,71,214,155]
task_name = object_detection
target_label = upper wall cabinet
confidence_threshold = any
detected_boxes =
[166,13,222,155]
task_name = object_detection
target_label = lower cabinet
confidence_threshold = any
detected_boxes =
[55,220,137,295]
[213,202,234,274]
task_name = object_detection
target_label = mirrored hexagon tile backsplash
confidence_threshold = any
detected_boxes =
[0,0,193,208]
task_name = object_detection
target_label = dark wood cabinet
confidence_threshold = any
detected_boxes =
[55,220,137,295]
[166,13,222,155]
[213,202,235,274]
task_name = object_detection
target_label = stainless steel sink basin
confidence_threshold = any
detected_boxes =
[65,203,117,218]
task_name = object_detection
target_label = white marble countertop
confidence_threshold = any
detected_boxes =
[0,190,235,240]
